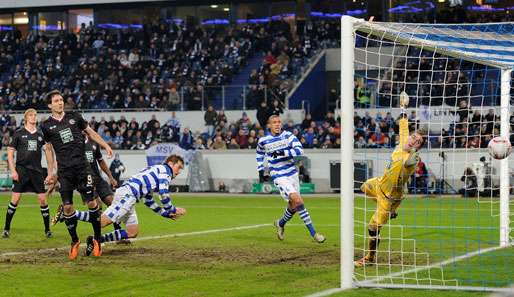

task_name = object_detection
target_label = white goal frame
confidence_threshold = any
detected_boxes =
[339,15,512,292]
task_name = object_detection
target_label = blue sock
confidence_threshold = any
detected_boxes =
[296,204,316,237]
[100,229,128,243]
[278,208,295,227]
[75,210,90,222]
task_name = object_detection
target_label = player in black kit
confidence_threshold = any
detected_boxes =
[41,90,113,260]
[2,109,54,239]
[53,135,121,232]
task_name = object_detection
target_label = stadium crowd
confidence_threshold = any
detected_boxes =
[0,18,339,112]
[353,100,508,149]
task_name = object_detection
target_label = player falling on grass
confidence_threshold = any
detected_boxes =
[41,90,113,260]
[71,155,186,254]
[256,115,325,243]
[2,109,54,239]
[52,134,121,232]
[354,103,425,267]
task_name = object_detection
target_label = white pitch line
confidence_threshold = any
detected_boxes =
[359,244,508,286]
[0,223,271,258]
[304,287,345,297]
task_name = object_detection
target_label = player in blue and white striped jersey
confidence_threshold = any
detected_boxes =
[80,155,186,255]
[256,115,325,243]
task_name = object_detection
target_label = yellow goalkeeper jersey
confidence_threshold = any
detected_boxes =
[377,118,417,199]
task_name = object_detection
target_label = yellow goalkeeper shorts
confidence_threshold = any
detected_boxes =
[361,177,402,230]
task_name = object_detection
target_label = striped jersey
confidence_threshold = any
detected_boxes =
[123,164,177,215]
[256,130,303,180]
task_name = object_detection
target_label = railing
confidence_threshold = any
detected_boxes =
[301,100,311,115]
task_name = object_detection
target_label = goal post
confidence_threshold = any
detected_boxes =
[340,15,355,290]
[340,16,514,292]
[500,68,511,248]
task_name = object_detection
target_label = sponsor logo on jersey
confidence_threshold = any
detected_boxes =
[27,140,37,151]
[69,119,76,125]
[59,128,74,144]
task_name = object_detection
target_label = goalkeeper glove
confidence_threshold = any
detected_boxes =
[270,150,285,158]
[405,149,420,167]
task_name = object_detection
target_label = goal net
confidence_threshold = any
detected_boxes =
[340,16,514,292]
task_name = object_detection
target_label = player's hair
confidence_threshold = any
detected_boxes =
[267,115,281,123]
[165,155,184,165]
[23,108,37,120]
[45,90,62,104]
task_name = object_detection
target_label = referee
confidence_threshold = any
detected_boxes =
[2,109,54,238]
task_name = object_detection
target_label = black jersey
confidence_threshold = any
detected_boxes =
[85,138,103,178]
[8,127,45,173]
[40,112,89,170]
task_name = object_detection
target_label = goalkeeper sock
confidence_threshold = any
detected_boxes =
[75,210,90,222]
[64,213,79,243]
[40,205,50,233]
[100,229,128,243]
[88,205,102,240]
[278,208,295,227]
[4,202,17,231]
[367,228,380,261]
[296,204,317,237]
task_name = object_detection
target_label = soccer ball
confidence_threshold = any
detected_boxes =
[488,136,512,160]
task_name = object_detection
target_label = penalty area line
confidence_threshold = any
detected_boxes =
[0,223,271,258]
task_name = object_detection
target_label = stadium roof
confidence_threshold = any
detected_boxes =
[355,21,514,69]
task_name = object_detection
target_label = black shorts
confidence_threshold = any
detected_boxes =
[12,166,45,194]
[80,176,113,203]
[58,164,94,205]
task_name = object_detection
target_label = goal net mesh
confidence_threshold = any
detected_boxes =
[350,20,514,289]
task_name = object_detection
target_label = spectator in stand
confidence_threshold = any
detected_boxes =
[269,99,284,116]
[109,153,125,185]
[256,101,270,130]
[235,129,249,149]
[237,112,252,135]
[303,127,316,148]
[211,135,227,150]
[179,127,194,150]
[228,138,240,149]
[204,105,217,137]
[301,113,313,130]
[217,110,227,126]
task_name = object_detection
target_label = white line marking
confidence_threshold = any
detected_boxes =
[304,287,345,297]
[305,244,514,297]
[0,223,271,258]
[1,204,504,212]
[359,244,510,286]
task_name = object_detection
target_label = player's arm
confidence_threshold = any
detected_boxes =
[7,132,18,181]
[398,116,409,149]
[43,143,56,178]
[99,159,117,187]
[7,147,17,181]
[95,144,117,187]
[283,134,304,157]
[84,126,113,158]
[256,139,269,181]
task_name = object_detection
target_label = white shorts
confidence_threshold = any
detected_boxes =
[273,173,300,201]
[103,186,139,226]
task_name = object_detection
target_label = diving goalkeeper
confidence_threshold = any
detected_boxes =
[354,107,425,267]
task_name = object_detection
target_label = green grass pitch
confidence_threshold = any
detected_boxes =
[0,193,510,296]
